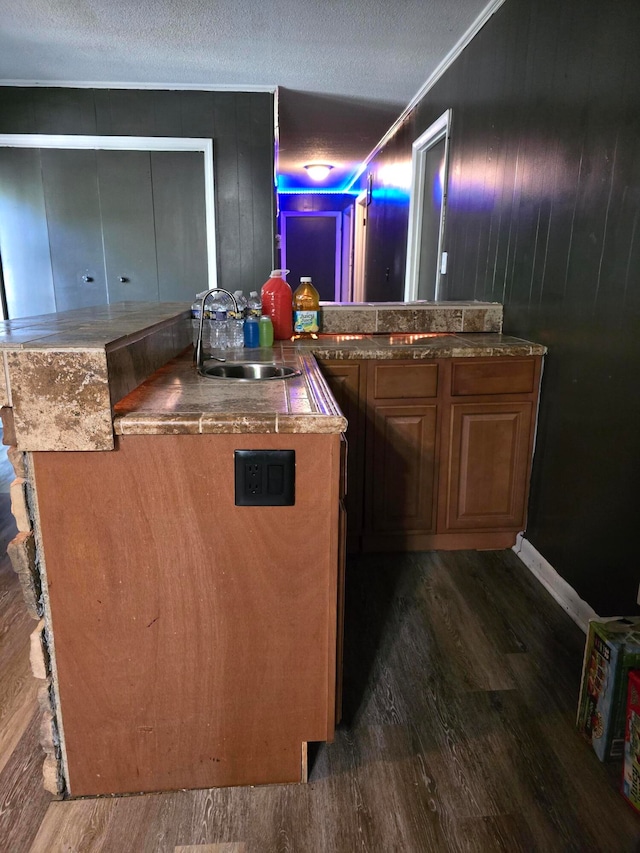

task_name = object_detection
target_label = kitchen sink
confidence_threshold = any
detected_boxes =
[199,362,302,380]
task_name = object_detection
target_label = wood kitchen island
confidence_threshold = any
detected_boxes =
[0,301,545,799]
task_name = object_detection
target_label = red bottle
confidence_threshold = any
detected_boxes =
[261,269,293,340]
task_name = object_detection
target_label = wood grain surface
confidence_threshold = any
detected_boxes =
[2,542,640,851]
[0,436,636,851]
[31,433,341,796]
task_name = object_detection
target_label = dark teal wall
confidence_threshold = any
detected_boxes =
[365,0,640,614]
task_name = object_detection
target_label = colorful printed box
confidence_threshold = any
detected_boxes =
[576,618,640,762]
[622,670,640,812]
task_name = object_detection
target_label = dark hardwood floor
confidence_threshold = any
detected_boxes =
[0,455,638,851]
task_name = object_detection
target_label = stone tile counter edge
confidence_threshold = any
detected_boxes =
[0,302,543,450]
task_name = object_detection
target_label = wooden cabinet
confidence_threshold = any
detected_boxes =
[364,362,440,549]
[441,401,534,531]
[317,360,367,549]
[31,432,343,796]
[320,355,542,553]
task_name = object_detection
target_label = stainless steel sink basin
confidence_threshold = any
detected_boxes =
[199,362,302,380]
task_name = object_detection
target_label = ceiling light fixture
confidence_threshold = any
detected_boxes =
[304,163,334,182]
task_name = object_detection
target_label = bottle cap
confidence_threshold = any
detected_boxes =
[270,269,290,278]
[260,315,272,322]
[300,276,312,282]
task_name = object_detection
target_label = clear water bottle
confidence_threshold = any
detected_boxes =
[210,306,229,350]
[228,314,245,348]
[248,291,261,319]
[233,290,248,318]
[191,291,207,347]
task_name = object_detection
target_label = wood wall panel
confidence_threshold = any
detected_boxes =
[31,433,340,796]
[360,0,640,614]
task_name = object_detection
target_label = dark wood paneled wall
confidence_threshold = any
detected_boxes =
[0,87,276,296]
[364,0,640,614]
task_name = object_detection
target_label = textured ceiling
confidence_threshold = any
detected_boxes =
[0,0,492,190]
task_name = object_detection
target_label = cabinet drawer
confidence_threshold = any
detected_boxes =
[451,358,536,396]
[372,362,438,399]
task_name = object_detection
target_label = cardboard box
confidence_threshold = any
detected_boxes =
[576,618,640,762]
[621,670,640,812]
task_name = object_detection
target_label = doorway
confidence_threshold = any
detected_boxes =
[281,212,342,301]
[404,110,452,301]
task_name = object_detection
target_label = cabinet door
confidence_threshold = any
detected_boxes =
[368,404,438,533]
[319,361,366,542]
[443,401,533,531]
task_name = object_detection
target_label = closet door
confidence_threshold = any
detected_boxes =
[41,149,109,311]
[98,150,160,303]
[0,147,56,318]
[0,144,210,317]
[152,151,208,301]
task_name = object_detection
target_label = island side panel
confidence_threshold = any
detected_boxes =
[30,432,341,796]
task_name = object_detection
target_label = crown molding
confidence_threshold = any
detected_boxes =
[0,80,277,93]
[346,0,507,190]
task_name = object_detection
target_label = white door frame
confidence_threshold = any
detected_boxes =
[404,109,452,302]
[0,134,218,291]
[352,191,368,302]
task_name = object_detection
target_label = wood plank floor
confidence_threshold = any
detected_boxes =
[1,467,639,850]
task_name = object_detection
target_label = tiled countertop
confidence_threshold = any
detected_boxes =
[113,333,546,437]
[113,350,346,436]
[293,332,545,360]
[0,303,545,449]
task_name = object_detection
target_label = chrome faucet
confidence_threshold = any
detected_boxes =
[194,288,239,370]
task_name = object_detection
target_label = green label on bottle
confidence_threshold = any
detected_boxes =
[294,310,319,333]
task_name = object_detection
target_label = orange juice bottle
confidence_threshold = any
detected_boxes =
[292,276,320,339]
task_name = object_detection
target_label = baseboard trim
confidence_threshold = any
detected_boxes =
[513,534,598,633]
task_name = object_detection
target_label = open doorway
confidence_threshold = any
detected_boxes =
[404,109,452,301]
[281,211,342,301]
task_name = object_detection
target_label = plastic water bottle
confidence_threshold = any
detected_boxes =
[247,291,261,319]
[210,305,229,350]
[228,314,245,348]
[191,291,207,347]
[243,315,260,348]
[233,290,248,318]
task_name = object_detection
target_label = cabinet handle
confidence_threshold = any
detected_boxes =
[118,276,129,283]
[81,275,93,283]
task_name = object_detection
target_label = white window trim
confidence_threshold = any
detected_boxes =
[0,133,218,291]
[404,109,452,302]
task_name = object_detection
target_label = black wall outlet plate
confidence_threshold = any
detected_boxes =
[234,450,295,506]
